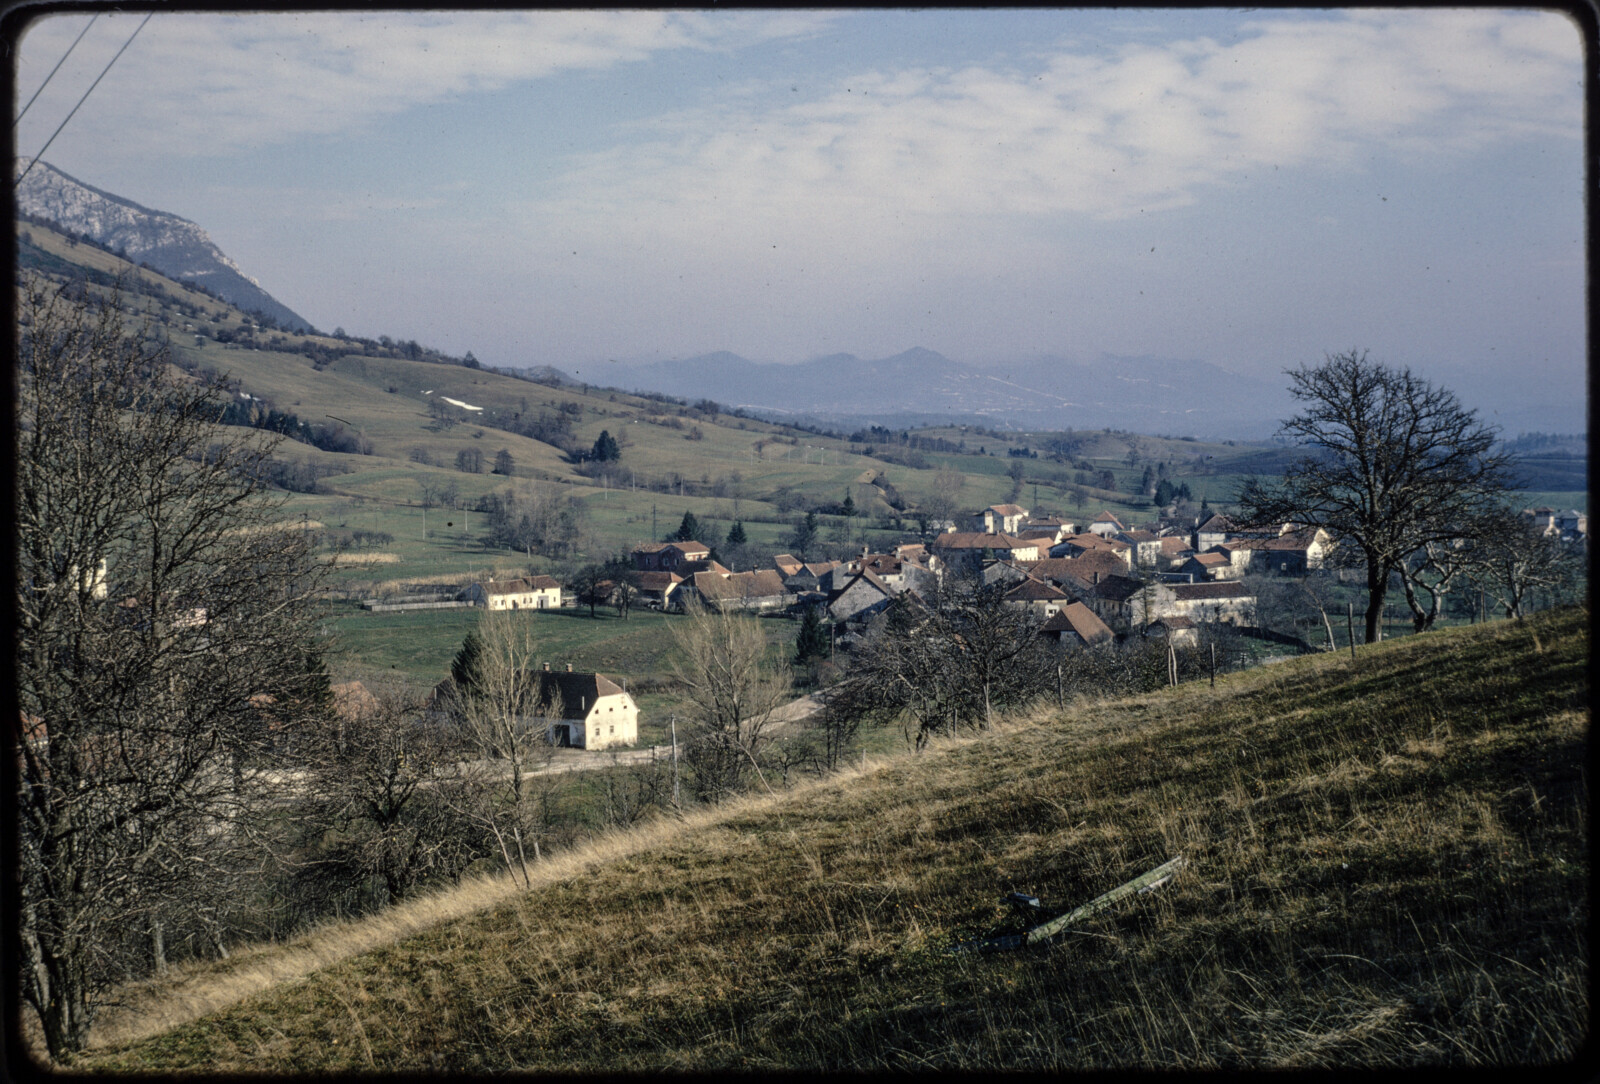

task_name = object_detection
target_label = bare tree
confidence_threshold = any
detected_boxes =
[1467,509,1584,620]
[15,277,332,1057]
[1236,350,1514,643]
[826,573,1046,749]
[669,602,793,800]
[296,684,483,910]
[445,614,558,888]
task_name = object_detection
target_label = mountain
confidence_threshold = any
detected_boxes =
[573,347,1295,439]
[13,159,313,333]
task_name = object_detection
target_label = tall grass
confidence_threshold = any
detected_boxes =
[76,608,1587,1071]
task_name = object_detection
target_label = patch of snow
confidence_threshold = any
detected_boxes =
[441,397,483,412]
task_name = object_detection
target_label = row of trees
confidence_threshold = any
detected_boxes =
[15,278,336,1056]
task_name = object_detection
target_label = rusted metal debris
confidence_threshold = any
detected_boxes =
[951,854,1188,954]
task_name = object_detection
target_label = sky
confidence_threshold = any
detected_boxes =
[10,8,1588,431]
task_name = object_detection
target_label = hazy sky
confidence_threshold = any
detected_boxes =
[11,8,1586,426]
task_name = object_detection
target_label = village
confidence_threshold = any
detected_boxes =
[340,500,1588,756]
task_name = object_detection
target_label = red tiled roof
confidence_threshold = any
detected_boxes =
[690,569,789,601]
[1004,577,1069,601]
[1041,601,1114,644]
[931,531,1034,550]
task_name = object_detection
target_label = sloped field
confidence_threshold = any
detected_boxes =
[74,608,1589,1071]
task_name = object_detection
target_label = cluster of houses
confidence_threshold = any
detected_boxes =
[426,504,1350,750]
[610,505,1342,650]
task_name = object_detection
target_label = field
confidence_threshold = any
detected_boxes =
[323,602,800,744]
[69,606,1588,1071]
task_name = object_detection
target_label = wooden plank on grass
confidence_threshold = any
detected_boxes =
[1023,854,1188,946]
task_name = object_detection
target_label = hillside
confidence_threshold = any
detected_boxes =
[15,216,1266,571]
[15,159,313,332]
[73,608,1588,1071]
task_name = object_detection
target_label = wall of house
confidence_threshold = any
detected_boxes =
[582,694,639,750]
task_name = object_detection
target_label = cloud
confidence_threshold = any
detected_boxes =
[527,8,1578,259]
[13,10,840,157]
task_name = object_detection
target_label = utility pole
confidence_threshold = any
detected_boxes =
[670,715,680,806]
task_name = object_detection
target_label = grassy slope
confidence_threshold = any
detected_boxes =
[77,607,1588,1071]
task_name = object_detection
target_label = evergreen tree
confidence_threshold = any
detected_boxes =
[841,491,855,517]
[794,604,831,665]
[450,629,484,697]
[591,430,621,462]
[726,520,748,546]
[675,510,701,542]
[788,511,819,560]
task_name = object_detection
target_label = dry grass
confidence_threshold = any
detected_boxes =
[369,570,518,591]
[73,608,1588,1072]
[325,552,402,566]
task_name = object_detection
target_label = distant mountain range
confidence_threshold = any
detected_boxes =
[559,348,1298,439]
[17,161,1571,440]
[14,159,312,332]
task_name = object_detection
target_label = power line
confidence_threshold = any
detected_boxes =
[16,11,151,188]
[13,13,99,128]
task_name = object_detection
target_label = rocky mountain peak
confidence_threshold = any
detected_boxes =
[14,158,310,332]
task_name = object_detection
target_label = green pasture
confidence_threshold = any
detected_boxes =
[323,601,802,745]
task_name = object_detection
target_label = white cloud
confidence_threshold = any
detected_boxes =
[14,10,840,157]
[527,7,1579,260]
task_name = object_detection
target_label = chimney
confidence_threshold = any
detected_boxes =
[542,661,549,671]
[566,663,573,673]
[1094,571,1101,584]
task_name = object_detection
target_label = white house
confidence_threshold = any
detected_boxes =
[524,664,639,750]
[462,575,563,611]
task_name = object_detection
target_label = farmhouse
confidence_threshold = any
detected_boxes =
[1087,511,1126,538]
[632,541,711,573]
[462,575,562,610]
[1116,529,1163,569]
[1165,581,1256,626]
[633,571,682,609]
[1003,576,1072,618]
[1191,513,1237,553]
[967,503,1029,534]
[1179,551,1236,581]
[827,568,897,624]
[928,532,1040,571]
[678,569,792,613]
[524,664,639,751]
[1050,533,1133,570]
[1038,601,1115,647]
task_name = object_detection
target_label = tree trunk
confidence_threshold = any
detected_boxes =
[1364,563,1387,643]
